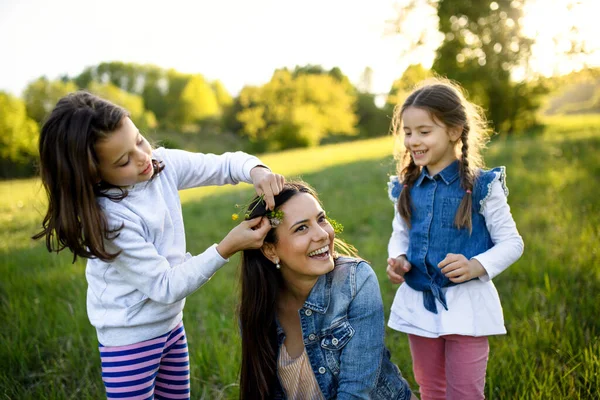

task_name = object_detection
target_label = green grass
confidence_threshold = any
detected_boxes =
[1,115,599,399]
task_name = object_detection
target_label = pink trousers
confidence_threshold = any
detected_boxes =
[408,334,489,400]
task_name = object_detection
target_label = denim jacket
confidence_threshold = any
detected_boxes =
[272,257,412,400]
[388,160,506,314]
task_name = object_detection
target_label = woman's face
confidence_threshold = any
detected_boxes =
[271,192,335,283]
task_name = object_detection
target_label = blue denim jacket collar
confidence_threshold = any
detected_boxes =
[415,159,460,187]
[304,273,331,314]
[276,273,331,339]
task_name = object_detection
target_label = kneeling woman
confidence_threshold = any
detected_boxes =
[238,181,415,400]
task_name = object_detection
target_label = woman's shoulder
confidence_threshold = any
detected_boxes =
[333,257,376,290]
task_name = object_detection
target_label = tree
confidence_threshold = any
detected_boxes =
[236,68,357,149]
[390,0,547,132]
[0,92,39,163]
[88,82,157,132]
[23,77,77,124]
[432,0,538,131]
[386,64,433,107]
[179,74,220,125]
[212,80,233,109]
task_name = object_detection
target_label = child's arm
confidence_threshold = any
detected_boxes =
[157,148,265,190]
[473,179,524,281]
[249,166,285,210]
[104,214,270,304]
[387,206,412,284]
[438,180,524,283]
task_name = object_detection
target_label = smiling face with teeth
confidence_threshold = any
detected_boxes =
[402,106,462,176]
[262,192,335,284]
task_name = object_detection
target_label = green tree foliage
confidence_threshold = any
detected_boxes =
[0,92,39,163]
[352,67,391,138]
[431,0,545,132]
[179,74,220,124]
[390,0,548,133]
[236,68,357,150]
[23,77,77,124]
[387,64,433,107]
[74,62,226,130]
[88,82,157,132]
[212,80,233,109]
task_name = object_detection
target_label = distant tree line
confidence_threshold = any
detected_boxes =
[2,0,594,178]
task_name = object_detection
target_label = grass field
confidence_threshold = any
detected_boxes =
[1,115,599,399]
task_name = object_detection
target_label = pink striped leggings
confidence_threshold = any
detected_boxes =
[408,334,489,400]
[99,322,190,400]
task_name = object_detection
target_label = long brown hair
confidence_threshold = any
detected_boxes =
[238,181,353,399]
[391,78,490,231]
[32,91,162,262]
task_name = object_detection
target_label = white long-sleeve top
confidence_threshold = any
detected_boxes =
[86,148,263,346]
[387,179,524,337]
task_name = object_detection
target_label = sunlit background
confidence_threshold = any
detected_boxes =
[1,0,598,97]
[2,1,600,399]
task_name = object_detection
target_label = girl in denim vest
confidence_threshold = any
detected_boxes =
[386,79,524,400]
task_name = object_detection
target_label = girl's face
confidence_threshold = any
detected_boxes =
[269,193,335,285]
[95,117,154,187]
[402,106,461,176]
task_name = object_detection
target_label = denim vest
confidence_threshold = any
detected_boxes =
[272,257,412,400]
[388,160,507,314]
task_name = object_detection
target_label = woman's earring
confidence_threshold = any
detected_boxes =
[275,259,281,269]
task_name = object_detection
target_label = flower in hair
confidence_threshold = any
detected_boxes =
[234,194,285,227]
[326,216,344,235]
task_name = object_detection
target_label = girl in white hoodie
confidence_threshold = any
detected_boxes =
[33,91,285,400]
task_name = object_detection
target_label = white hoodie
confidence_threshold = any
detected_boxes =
[86,147,263,346]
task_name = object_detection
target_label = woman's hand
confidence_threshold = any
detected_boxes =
[438,253,487,283]
[386,255,412,284]
[250,167,285,210]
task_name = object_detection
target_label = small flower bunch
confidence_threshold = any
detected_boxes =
[326,216,344,235]
[232,194,285,228]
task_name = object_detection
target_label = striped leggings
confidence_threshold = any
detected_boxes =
[99,321,190,400]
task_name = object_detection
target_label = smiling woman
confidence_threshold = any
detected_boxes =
[238,181,415,400]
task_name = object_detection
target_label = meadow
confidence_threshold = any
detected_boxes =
[1,115,599,399]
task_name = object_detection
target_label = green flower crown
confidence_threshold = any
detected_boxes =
[231,193,343,233]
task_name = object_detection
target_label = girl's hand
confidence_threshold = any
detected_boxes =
[217,217,271,259]
[386,255,412,284]
[250,167,285,210]
[438,253,486,283]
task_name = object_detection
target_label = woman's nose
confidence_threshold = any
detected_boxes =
[314,225,329,241]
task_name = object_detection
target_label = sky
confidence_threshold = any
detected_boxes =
[1,0,599,99]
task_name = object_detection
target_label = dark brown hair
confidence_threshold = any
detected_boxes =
[238,181,354,399]
[391,78,490,231]
[32,91,163,262]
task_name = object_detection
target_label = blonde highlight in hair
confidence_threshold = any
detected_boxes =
[390,78,491,230]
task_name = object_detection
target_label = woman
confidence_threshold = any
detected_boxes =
[238,181,415,400]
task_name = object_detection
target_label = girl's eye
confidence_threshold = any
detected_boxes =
[404,131,411,136]
[420,131,430,135]
[318,215,327,223]
[119,159,130,167]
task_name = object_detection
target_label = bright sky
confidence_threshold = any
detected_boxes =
[0,0,598,99]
